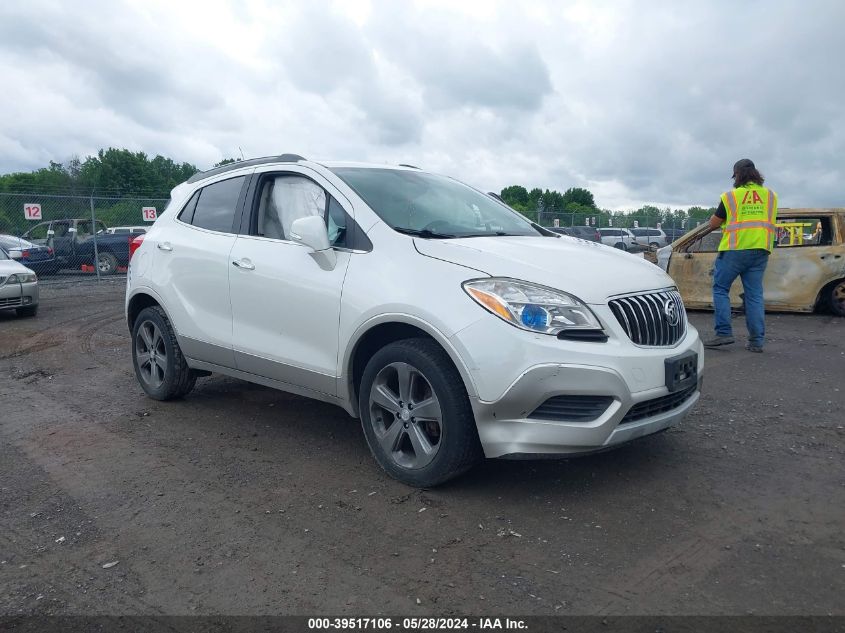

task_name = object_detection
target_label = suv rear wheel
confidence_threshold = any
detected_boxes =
[132,306,196,400]
[359,338,482,487]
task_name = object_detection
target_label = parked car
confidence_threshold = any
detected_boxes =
[0,235,58,275]
[23,219,132,274]
[657,207,845,315]
[126,155,703,486]
[547,226,602,242]
[630,228,668,250]
[99,226,148,235]
[0,247,39,317]
[597,228,640,250]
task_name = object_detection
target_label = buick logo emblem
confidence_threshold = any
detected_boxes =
[663,298,680,326]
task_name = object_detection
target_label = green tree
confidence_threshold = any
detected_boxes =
[562,187,595,209]
[500,185,529,208]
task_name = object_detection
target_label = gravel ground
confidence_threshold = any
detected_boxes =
[1,280,843,616]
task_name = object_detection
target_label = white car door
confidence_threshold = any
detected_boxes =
[150,173,249,368]
[228,168,353,397]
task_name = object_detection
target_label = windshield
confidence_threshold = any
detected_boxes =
[331,168,541,238]
[0,236,34,250]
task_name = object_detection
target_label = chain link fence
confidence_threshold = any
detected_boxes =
[0,192,168,282]
[537,210,704,232]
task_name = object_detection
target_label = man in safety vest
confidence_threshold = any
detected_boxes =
[701,159,777,352]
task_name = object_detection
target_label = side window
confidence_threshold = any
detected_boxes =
[76,221,93,239]
[178,191,200,225]
[327,196,348,248]
[190,177,245,233]
[52,223,69,237]
[27,223,50,240]
[256,176,326,241]
[775,217,830,247]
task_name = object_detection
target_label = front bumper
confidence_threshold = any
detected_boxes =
[0,281,39,310]
[452,304,703,458]
[472,362,700,457]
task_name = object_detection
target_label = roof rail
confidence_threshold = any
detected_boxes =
[398,164,420,169]
[186,153,308,184]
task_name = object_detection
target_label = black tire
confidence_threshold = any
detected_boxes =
[97,252,119,275]
[131,306,196,400]
[359,338,482,487]
[16,305,38,317]
[614,242,627,250]
[649,241,660,251]
[829,280,845,316]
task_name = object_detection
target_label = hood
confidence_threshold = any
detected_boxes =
[0,259,35,279]
[414,235,675,304]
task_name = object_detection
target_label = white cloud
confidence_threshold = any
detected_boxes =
[0,0,843,209]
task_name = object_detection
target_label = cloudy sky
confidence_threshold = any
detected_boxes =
[1,0,843,209]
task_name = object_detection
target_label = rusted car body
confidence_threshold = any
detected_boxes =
[657,208,845,315]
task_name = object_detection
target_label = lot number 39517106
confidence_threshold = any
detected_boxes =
[24,203,42,220]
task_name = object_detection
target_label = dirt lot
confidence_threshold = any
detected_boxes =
[1,280,843,616]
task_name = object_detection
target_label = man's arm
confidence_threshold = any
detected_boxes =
[699,201,726,236]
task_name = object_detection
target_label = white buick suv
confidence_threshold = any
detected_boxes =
[126,155,703,486]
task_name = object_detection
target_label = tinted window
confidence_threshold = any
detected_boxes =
[327,196,348,248]
[190,177,244,233]
[179,191,200,225]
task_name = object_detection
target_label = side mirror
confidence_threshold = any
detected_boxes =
[8,251,22,259]
[289,215,336,270]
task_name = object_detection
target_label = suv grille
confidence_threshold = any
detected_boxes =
[609,289,686,347]
[619,384,697,425]
[528,395,614,422]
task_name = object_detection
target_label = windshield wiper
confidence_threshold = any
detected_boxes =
[459,231,524,238]
[393,227,458,239]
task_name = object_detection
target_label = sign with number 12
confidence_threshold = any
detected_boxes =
[24,203,42,220]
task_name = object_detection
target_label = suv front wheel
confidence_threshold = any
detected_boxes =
[359,338,482,487]
[132,306,197,400]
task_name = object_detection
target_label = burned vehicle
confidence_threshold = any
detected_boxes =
[657,208,845,316]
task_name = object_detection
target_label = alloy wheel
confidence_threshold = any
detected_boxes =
[136,320,167,388]
[368,362,443,470]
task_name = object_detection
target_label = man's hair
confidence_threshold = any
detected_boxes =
[733,159,765,187]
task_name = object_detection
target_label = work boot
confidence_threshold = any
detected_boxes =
[745,343,763,353]
[703,335,735,348]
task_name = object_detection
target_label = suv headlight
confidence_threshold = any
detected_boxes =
[463,278,602,336]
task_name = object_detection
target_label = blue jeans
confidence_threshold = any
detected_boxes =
[712,249,769,347]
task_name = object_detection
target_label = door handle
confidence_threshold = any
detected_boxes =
[232,259,255,270]
[157,242,173,252]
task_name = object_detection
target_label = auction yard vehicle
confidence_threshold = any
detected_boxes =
[126,155,704,486]
[0,246,39,317]
[23,219,132,275]
[657,208,845,316]
[0,235,57,275]
[630,227,669,250]
[598,227,640,250]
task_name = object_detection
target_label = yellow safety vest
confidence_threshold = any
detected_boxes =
[719,184,778,252]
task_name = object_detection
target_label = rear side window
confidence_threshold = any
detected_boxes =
[178,191,200,224]
[187,177,245,233]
